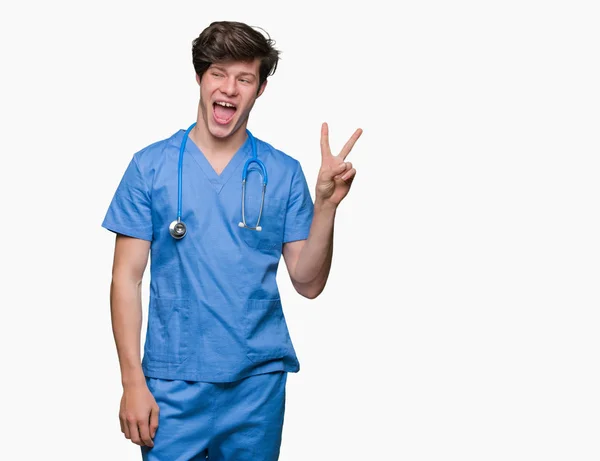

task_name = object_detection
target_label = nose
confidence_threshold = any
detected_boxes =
[220,76,238,96]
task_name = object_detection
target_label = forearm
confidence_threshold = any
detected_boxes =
[110,277,145,388]
[292,200,337,297]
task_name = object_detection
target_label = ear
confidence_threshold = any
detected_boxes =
[196,73,201,86]
[256,80,268,98]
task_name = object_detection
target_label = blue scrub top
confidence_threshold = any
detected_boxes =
[102,128,314,382]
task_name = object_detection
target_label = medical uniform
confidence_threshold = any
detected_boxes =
[102,128,314,460]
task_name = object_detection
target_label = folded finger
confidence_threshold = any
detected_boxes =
[333,162,351,180]
[342,168,357,182]
[127,419,142,446]
[139,420,154,448]
[121,415,130,439]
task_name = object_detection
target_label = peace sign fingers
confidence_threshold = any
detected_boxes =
[338,127,363,160]
[320,122,363,162]
[320,122,332,159]
[315,123,362,206]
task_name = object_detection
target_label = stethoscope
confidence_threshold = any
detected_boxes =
[169,122,268,239]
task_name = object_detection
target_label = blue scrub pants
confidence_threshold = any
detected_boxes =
[141,371,287,461]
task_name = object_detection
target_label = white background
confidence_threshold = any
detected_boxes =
[1,0,599,460]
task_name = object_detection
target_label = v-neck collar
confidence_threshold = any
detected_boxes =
[184,132,251,194]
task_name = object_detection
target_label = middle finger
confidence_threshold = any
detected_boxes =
[338,129,363,160]
[128,420,142,446]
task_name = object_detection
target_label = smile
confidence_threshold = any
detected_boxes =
[213,101,237,124]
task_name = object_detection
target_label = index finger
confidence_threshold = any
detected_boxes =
[320,122,332,159]
[338,128,363,160]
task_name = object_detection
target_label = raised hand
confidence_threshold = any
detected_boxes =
[315,122,362,207]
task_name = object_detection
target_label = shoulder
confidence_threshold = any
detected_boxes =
[132,129,184,169]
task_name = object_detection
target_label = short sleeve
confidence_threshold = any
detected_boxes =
[283,161,314,243]
[102,155,153,241]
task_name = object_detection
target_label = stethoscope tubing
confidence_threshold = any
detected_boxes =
[177,123,197,221]
[171,122,268,239]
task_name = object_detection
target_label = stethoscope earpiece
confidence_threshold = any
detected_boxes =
[238,222,262,232]
[171,122,268,240]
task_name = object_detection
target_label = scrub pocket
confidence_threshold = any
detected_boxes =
[145,297,190,363]
[244,298,293,362]
[240,196,285,251]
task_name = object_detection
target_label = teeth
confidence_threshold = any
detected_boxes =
[216,101,235,108]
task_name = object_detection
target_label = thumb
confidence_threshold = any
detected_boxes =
[150,406,159,438]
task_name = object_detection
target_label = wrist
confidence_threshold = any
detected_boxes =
[314,198,338,214]
[121,367,146,389]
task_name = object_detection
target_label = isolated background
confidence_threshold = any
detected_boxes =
[1,0,599,459]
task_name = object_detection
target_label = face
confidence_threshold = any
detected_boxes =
[197,59,266,140]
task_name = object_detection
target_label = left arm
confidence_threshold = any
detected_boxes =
[283,122,362,299]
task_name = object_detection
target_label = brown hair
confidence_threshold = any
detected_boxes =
[192,21,280,90]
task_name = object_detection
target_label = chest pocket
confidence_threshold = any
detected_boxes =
[239,195,286,251]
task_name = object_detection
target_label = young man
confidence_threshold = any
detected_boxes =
[103,21,361,460]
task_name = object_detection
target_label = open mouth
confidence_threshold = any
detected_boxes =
[213,101,237,124]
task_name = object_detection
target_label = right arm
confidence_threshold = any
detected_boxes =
[110,234,158,447]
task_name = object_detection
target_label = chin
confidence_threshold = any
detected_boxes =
[209,118,246,139]
[208,124,234,139]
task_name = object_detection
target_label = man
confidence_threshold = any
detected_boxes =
[103,21,361,460]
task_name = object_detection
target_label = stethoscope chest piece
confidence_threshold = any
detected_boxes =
[169,220,187,239]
